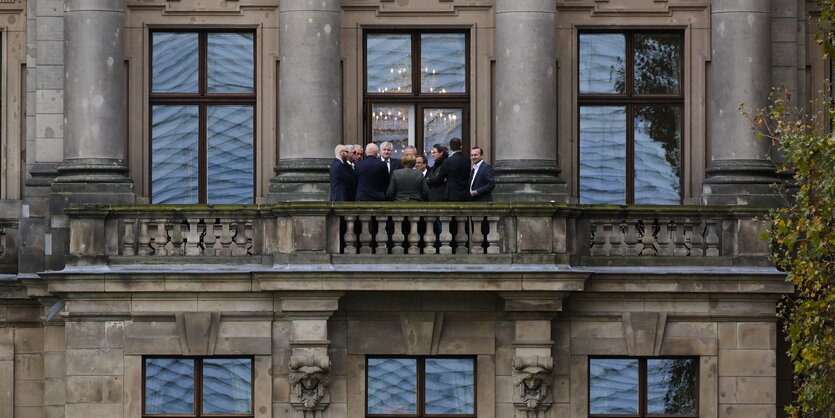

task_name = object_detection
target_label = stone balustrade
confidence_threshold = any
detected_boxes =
[63,203,771,266]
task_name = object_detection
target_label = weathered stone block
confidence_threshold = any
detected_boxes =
[44,405,64,418]
[737,323,775,349]
[0,329,12,360]
[719,376,737,403]
[476,355,496,418]
[718,349,776,377]
[106,376,123,402]
[35,0,62,16]
[35,63,63,88]
[718,404,775,418]
[272,376,290,402]
[0,361,11,415]
[14,380,44,407]
[438,320,495,354]
[718,323,737,349]
[66,349,124,376]
[43,326,65,352]
[65,403,123,418]
[214,337,271,355]
[495,375,513,403]
[293,216,326,251]
[571,321,623,339]
[43,379,65,406]
[14,328,44,353]
[36,16,63,41]
[516,216,553,252]
[290,319,327,341]
[14,406,46,418]
[124,321,181,355]
[515,319,551,342]
[35,89,63,114]
[735,376,775,404]
[347,319,404,354]
[15,354,44,380]
[66,376,104,403]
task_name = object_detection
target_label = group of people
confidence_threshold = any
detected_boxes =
[329,138,496,202]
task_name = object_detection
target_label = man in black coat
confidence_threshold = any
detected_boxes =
[379,141,403,173]
[426,137,470,201]
[329,145,355,201]
[354,143,390,201]
[468,146,495,202]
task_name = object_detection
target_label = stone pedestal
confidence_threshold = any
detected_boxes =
[703,0,780,205]
[493,0,567,202]
[501,293,563,418]
[278,293,343,418]
[52,0,134,206]
[269,0,342,202]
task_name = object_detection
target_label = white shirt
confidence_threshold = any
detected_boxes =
[470,160,484,191]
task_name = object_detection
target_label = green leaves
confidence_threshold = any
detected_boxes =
[757,82,835,417]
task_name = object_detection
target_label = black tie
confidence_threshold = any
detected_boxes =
[470,167,475,184]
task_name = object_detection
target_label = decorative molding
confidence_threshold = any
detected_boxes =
[289,353,331,413]
[175,312,221,355]
[512,355,554,414]
[622,312,667,356]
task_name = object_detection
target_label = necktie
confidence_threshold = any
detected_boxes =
[385,159,390,173]
[470,166,476,190]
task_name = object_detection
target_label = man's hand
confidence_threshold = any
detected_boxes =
[470,190,477,197]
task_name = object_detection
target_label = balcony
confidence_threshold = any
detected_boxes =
[50,202,788,293]
[61,202,771,262]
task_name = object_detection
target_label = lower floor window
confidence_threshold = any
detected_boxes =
[589,357,697,416]
[143,357,254,417]
[367,356,476,417]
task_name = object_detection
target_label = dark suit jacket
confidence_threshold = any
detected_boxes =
[425,157,447,202]
[469,162,495,202]
[329,158,355,201]
[381,158,402,173]
[354,157,390,201]
[426,151,470,201]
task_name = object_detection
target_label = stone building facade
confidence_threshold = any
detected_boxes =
[0,0,819,417]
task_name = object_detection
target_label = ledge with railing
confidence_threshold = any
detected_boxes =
[63,203,773,268]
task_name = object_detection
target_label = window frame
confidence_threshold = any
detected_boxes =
[141,355,255,418]
[365,355,477,418]
[587,356,699,418]
[577,29,685,205]
[362,29,471,160]
[148,28,257,204]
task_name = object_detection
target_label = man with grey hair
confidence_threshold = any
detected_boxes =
[379,141,403,173]
[354,143,389,201]
[348,144,363,168]
[329,144,355,201]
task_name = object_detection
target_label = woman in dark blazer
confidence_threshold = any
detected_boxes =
[426,144,448,202]
[386,154,427,201]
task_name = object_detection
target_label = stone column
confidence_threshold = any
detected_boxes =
[52,0,133,204]
[493,0,566,202]
[501,293,563,418]
[703,0,780,205]
[277,293,343,418]
[270,0,342,202]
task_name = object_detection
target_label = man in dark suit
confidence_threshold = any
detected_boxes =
[329,145,355,201]
[354,143,390,201]
[469,146,495,202]
[380,141,403,173]
[426,137,470,201]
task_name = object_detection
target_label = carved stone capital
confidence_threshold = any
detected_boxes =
[289,353,331,412]
[512,355,554,412]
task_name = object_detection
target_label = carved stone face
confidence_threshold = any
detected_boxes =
[523,375,542,391]
[301,374,320,391]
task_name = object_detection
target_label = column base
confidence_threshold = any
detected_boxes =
[701,159,783,206]
[268,158,331,202]
[493,160,568,202]
[51,158,135,206]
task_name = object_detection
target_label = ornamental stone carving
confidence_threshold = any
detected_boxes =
[512,355,554,413]
[289,353,331,412]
